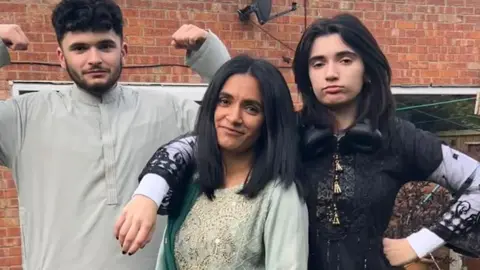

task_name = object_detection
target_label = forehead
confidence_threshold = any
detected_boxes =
[221,74,262,101]
[310,33,354,57]
[61,30,121,46]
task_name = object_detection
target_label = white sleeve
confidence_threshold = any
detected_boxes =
[132,174,170,207]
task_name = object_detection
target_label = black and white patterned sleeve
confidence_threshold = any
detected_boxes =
[395,119,480,257]
[426,145,480,257]
[138,133,197,215]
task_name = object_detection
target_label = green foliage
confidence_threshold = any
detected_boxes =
[395,95,480,133]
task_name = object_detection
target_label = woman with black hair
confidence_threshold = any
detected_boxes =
[120,13,480,270]
[152,54,308,269]
[290,13,479,269]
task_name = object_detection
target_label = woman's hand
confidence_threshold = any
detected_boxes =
[383,238,419,266]
[114,195,158,255]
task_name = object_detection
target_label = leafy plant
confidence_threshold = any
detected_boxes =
[385,181,455,269]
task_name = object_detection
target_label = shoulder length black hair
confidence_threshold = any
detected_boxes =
[195,54,303,199]
[293,13,395,132]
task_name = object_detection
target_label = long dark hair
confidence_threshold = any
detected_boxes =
[293,13,394,132]
[195,54,302,199]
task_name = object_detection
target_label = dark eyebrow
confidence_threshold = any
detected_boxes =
[97,40,117,46]
[243,99,263,109]
[309,50,358,64]
[219,91,263,108]
[68,39,116,50]
[68,42,89,50]
[218,92,232,98]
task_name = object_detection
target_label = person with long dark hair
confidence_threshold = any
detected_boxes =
[119,13,480,269]
[288,13,480,268]
[152,54,308,269]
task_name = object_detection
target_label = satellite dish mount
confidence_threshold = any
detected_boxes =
[238,1,298,25]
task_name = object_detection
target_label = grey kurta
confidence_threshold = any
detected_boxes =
[0,30,229,270]
[156,181,309,270]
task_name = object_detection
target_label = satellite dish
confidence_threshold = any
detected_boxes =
[238,1,298,25]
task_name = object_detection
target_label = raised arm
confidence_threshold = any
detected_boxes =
[385,119,480,265]
[0,25,29,168]
[0,24,29,67]
[171,24,231,83]
[0,96,23,169]
[0,38,9,67]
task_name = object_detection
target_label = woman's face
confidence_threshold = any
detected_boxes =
[308,33,365,110]
[214,74,264,154]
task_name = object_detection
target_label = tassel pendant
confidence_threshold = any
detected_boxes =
[333,181,342,194]
[335,160,343,172]
[332,206,341,225]
[332,213,340,225]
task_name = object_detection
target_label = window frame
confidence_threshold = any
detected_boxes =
[9,80,209,102]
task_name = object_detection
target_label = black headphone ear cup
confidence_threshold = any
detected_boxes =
[302,126,335,159]
[340,122,382,153]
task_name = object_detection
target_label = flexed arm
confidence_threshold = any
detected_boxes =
[0,24,29,67]
[0,24,29,168]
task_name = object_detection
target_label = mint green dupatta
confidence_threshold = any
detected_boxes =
[157,183,201,270]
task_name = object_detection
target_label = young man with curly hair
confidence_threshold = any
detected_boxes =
[0,0,229,269]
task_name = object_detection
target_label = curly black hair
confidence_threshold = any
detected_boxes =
[51,0,124,44]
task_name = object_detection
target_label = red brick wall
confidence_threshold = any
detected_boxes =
[0,0,479,268]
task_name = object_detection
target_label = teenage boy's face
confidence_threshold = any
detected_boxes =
[57,30,127,96]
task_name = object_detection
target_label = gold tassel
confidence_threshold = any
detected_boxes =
[335,160,343,172]
[332,211,340,225]
[333,181,342,194]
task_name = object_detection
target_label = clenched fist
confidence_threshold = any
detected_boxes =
[171,24,208,51]
[0,24,29,51]
[383,238,419,266]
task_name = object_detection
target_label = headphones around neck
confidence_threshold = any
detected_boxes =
[302,120,383,160]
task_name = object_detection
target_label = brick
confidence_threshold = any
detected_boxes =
[408,0,427,4]
[426,0,445,4]
[144,46,169,55]
[6,228,20,238]
[127,18,155,28]
[0,4,26,13]
[154,20,180,30]
[456,7,475,15]
[7,199,18,208]
[355,2,375,11]
[180,2,205,11]
[365,12,384,20]
[396,21,417,29]
[3,190,16,199]
[8,248,21,257]
[467,63,480,70]
[138,10,166,19]
[31,43,58,53]
[455,24,475,31]
[446,0,466,6]
[465,15,480,23]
